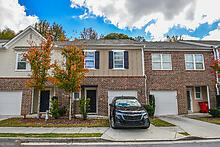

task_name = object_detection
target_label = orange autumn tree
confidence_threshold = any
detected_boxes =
[52,43,88,120]
[23,36,54,114]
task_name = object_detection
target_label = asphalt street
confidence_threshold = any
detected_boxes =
[1,139,220,147]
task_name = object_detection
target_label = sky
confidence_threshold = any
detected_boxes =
[0,0,220,41]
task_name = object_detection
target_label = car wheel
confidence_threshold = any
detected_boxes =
[142,118,150,129]
[110,116,116,129]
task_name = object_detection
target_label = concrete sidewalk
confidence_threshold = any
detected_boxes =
[0,127,108,134]
[159,115,220,139]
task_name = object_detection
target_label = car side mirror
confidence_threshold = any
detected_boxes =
[109,103,114,107]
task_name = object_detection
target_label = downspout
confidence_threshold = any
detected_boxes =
[212,46,219,95]
[142,45,147,103]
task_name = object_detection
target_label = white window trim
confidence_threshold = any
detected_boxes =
[113,50,124,69]
[194,86,203,100]
[84,50,96,69]
[15,52,31,72]
[73,91,81,100]
[152,54,172,70]
[185,54,205,70]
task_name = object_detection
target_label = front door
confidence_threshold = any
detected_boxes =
[86,90,97,113]
[187,89,192,111]
[40,90,50,112]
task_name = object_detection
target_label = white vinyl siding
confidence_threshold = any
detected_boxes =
[113,51,124,69]
[152,54,172,70]
[84,51,95,69]
[185,54,204,70]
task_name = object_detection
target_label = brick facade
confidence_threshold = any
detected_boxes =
[144,51,216,114]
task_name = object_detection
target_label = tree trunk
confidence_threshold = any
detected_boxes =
[69,94,72,120]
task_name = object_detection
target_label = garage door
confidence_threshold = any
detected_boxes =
[150,90,178,116]
[0,91,22,115]
[108,90,137,115]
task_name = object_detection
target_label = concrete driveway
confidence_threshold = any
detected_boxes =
[159,115,220,138]
[101,125,184,141]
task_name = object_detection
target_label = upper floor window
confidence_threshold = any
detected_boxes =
[185,54,204,70]
[152,54,172,70]
[16,52,30,71]
[113,51,124,69]
[84,51,95,69]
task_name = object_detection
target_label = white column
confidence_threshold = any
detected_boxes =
[207,86,211,109]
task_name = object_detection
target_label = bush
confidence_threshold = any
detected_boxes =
[149,95,155,109]
[209,107,220,117]
[49,99,67,119]
[144,105,155,117]
[80,97,90,120]
[49,99,60,119]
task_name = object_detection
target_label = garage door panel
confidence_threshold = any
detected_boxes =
[0,91,22,115]
[150,90,178,116]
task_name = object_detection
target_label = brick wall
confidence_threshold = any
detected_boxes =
[144,51,216,114]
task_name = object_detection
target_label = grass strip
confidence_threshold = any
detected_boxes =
[190,117,220,125]
[150,118,175,127]
[178,132,190,136]
[0,118,109,127]
[0,133,102,138]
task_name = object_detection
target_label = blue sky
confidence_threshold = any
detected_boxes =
[0,0,220,41]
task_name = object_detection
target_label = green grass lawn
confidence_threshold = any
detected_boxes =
[0,118,109,127]
[150,118,175,127]
[191,117,220,125]
[0,133,102,138]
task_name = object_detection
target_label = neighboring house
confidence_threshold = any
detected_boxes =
[0,26,218,116]
[143,41,219,115]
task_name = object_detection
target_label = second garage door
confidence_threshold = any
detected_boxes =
[0,91,22,115]
[150,90,178,116]
[108,90,137,115]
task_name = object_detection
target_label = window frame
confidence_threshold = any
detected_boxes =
[73,91,81,100]
[152,54,172,70]
[15,52,30,71]
[185,54,205,70]
[84,50,96,69]
[113,50,124,69]
[194,86,202,100]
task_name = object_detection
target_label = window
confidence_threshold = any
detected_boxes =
[152,54,172,70]
[113,51,124,69]
[84,51,95,69]
[16,52,29,71]
[185,54,204,70]
[195,87,202,99]
[73,92,81,100]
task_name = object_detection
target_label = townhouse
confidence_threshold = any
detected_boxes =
[0,26,218,116]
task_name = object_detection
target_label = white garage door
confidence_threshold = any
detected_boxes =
[0,91,22,115]
[150,90,178,116]
[108,90,137,115]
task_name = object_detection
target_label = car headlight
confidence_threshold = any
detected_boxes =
[143,113,148,119]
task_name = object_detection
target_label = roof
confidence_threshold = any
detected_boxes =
[180,40,220,48]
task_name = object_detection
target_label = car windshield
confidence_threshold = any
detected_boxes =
[115,98,141,107]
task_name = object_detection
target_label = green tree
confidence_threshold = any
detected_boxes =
[0,28,15,39]
[34,20,68,41]
[52,43,88,120]
[166,35,183,42]
[135,36,146,42]
[103,33,134,40]
[80,27,98,40]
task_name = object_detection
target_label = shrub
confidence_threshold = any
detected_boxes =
[49,99,60,119]
[209,107,220,117]
[217,95,220,107]
[149,95,155,109]
[59,106,67,117]
[80,97,90,120]
[144,105,155,117]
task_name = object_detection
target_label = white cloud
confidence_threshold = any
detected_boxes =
[70,0,220,41]
[182,35,200,40]
[203,23,220,40]
[0,0,39,33]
